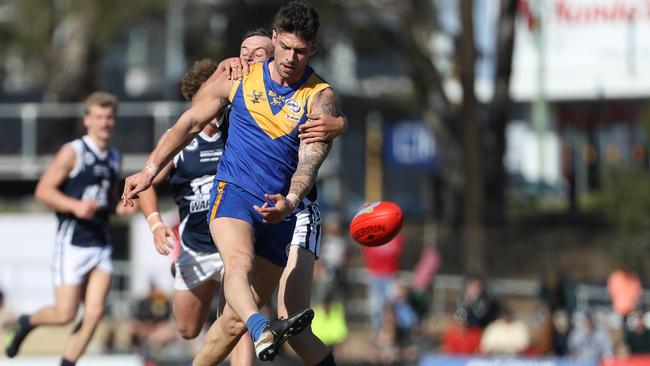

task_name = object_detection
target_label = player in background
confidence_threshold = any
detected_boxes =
[123,2,342,363]
[4,92,134,366]
[138,57,254,365]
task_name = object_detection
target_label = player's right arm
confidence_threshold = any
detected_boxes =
[122,70,234,206]
[34,144,96,219]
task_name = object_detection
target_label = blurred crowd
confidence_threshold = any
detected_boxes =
[2,222,650,365]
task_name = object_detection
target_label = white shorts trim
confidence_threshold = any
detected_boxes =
[174,217,223,291]
[290,202,322,258]
[174,244,223,291]
[52,219,113,286]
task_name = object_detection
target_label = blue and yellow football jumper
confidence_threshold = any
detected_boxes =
[207,58,330,267]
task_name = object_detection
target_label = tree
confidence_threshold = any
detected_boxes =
[1,0,166,101]
[333,0,518,274]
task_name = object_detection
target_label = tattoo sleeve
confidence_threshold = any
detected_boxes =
[288,88,339,200]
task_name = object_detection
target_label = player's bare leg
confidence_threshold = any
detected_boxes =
[61,268,111,362]
[210,218,259,321]
[193,255,282,366]
[5,285,82,357]
[173,281,218,339]
[278,246,333,365]
[30,285,82,325]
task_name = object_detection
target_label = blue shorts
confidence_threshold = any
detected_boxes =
[207,180,296,267]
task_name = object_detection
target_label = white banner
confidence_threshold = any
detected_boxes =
[512,0,650,100]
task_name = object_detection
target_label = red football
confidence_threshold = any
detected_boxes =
[349,201,404,246]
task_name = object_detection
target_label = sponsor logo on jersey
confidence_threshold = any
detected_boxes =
[285,114,301,123]
[93,165,111,178]
[84,152,95,165]
[285,99,302,114]
[199,149,222,163]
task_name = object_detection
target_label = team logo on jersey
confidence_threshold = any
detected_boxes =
[247,90,265,104]
[269,90,286,106]
[285,99,302,114]
[84,152,95,166]
[185,138,199,151]
[185,175,214,213]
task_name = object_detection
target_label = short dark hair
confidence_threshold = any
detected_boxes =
[242,28,272,42]
[180,59,219,101]
[272,1,319,42]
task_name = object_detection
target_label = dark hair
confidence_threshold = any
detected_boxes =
[242,28,272,42]
[180,59,219,101]
[272,1,319,42]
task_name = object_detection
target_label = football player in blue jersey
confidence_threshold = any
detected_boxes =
[123,2,342,364]
[139,28,345,365]
[194,33,344,366]
[5,92,135,366]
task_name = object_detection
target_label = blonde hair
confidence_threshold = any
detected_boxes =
[83,91,118,115]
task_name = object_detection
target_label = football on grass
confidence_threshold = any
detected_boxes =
[349,201,403,246]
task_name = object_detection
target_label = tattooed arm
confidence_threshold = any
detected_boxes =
[254,87,339,223]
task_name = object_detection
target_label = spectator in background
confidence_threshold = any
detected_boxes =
[366,305,399,365]
[441,313,482,355]
[551,309,571,356]
[568,310,613,362]
[539,271,575,315]
[131,281,173,352]
[315,214,349,303]
[479,307,530,356]
[624,309,650,355]
[409,247,440,321]
[392,282,419,362]
[607,267,642,318]
[0,289,16,330]
[455,275,500,329]
[362,233,404,331]
[311,292,348,356]
[537,271,575,356]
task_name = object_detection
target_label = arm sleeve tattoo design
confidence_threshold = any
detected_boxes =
[288,89,339,201]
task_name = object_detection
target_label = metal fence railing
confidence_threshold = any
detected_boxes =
[0,102,188,179]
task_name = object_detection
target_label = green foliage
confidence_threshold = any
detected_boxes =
[598,165,650,273]
[594,102,650,274]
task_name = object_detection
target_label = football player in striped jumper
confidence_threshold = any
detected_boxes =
[5,92,133,366]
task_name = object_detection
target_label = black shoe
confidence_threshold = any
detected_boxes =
[254,308,314,362]
[4,315,33,358]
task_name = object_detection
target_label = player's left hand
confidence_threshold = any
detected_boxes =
[298,113,346,143]
[217,57,250,80]
[253,193,295,224]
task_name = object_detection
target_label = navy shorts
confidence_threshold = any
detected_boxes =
[207,180,296,267]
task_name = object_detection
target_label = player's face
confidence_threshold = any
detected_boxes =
[240,35,273,64]
[272,30,315,82]
[84,105,115,141]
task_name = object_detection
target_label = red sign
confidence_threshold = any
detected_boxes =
[601,355,650,366]
[555,0,650,23]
